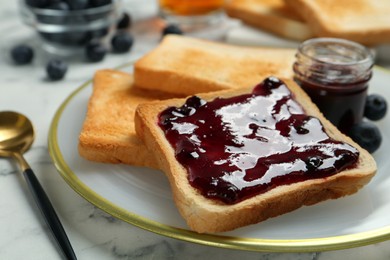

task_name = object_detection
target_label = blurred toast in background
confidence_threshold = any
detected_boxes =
[225,0,313,41]
[226,0,390,46]
[284,0,390,46]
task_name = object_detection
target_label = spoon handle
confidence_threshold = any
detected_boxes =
[23,168,77,260]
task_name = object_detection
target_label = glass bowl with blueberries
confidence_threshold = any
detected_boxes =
[20,0,122,55]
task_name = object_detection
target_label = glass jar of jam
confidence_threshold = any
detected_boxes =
[293,38,374,133]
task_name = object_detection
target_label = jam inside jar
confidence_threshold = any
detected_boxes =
[293,38,374,133]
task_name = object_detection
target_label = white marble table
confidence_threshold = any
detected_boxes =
[1,1,390,259]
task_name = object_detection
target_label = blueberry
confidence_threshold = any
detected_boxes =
[348,121,382,153]
[65,0,89,10]
[295,125,309,135]
[26,0,50,8]
[11,45,34,65]
[159,107,177,127]
[185,96,206,109]
[46,59,68,80]
[89,0,112,7]
[117,12,132,29]
[364,94,387,121]
[85,41,107,62]
[162,24,183,36]
[305,156,323,171]
[263,76,283,89]
[111,32,134,53]
[210,183,239,204]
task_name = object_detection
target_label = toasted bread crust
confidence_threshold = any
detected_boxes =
[134,35,296,96]
[225,0,314,41]
[78,69,176,168]
[135,78,376,233]
[284,0,390,46]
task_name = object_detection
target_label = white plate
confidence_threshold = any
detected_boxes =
[48,63,390,252]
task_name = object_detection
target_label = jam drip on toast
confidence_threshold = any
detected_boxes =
[158,77,359,204]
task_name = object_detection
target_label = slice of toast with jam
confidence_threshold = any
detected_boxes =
[135,76,376,233]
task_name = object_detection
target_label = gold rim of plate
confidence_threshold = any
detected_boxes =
[47,61,390,253]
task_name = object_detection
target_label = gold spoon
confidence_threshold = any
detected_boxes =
[0,111,76,260]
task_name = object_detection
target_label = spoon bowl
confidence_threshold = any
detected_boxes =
[0,111,34,154]
[0,111,76,260]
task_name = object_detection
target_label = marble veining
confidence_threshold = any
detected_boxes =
[1,1,390,259]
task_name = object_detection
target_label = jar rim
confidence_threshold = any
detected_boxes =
[298,37,374,67]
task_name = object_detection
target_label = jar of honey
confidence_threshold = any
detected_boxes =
[293,38,374,133]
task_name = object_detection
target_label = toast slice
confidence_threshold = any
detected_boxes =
[78,69,177,168]
[134,35,296,96]
[284,0,390,46]
[225,0,314,41]
[135,77,376,233]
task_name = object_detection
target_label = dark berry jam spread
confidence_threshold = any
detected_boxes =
[158,77,359,204]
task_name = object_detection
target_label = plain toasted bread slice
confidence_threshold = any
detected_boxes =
[78,69,176,168]
[135,77,376,233]
[225,0,313,41]
[284,0,390,46]
[134,35,296,96]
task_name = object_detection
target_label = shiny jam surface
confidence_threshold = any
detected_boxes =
[158,77,359,204]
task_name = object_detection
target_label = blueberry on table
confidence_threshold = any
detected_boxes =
[348,121,382,153]
[85,41,107,62]
[111,32,134,53]
[11,45,34,65]
[364,94,387,121]
[117,12,132,30]
[26,0,50,8]
[46,60,68,80]
[162,24,183,36]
